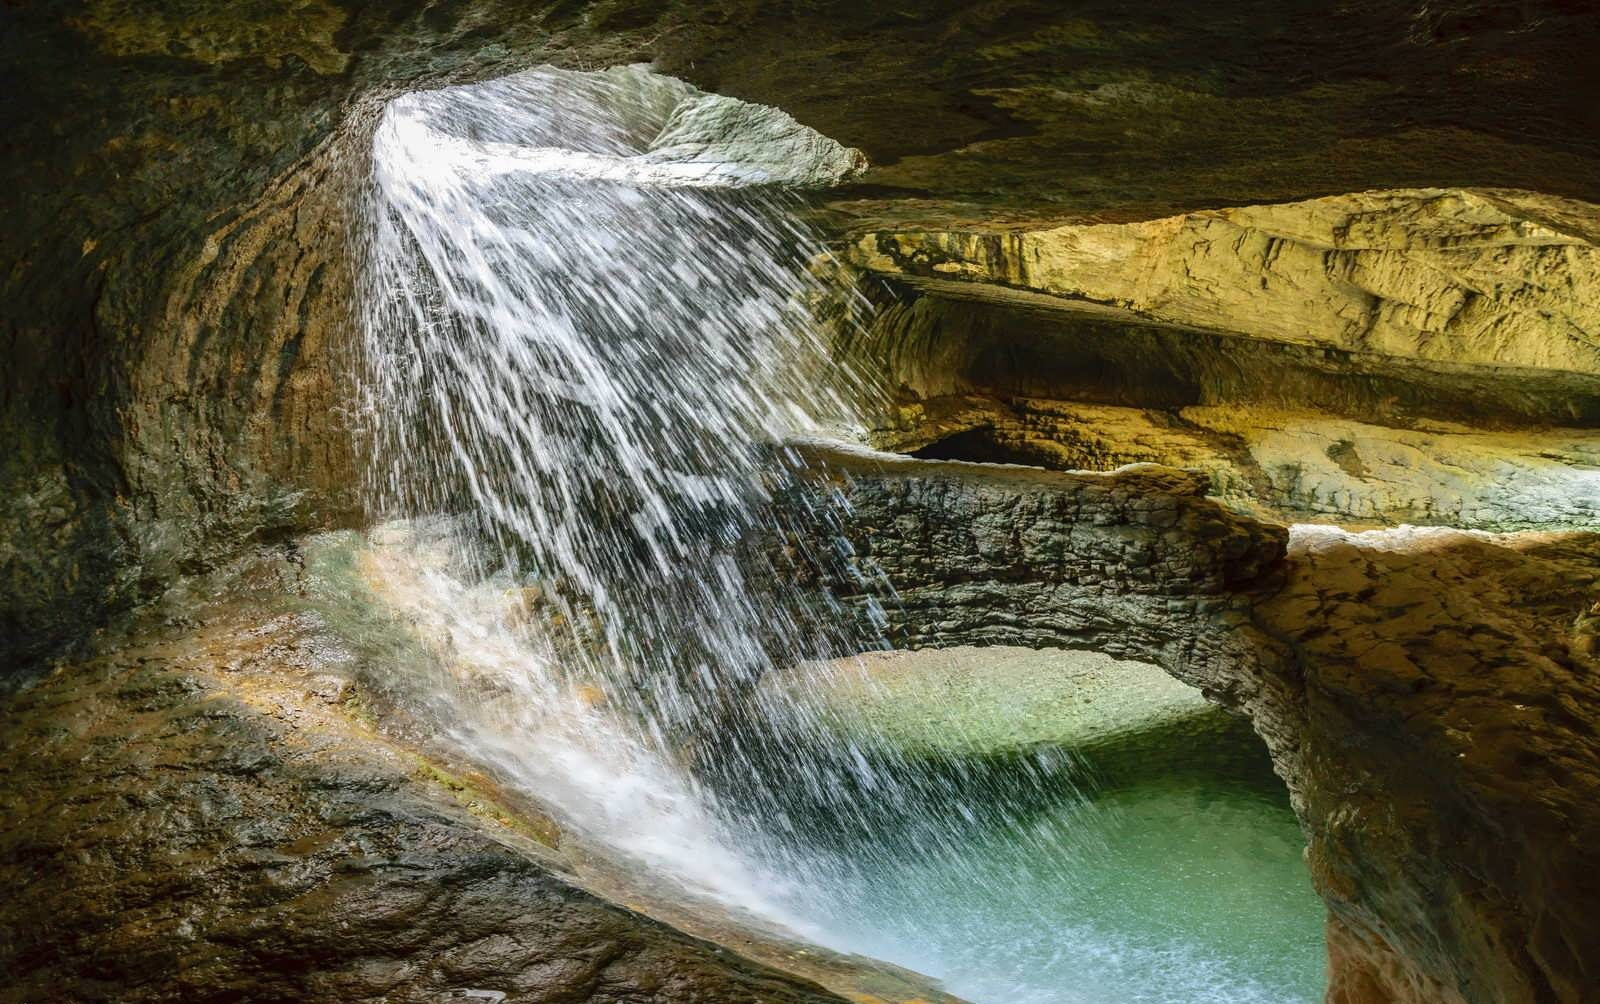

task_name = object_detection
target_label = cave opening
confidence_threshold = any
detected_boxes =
[909,426,1055,467]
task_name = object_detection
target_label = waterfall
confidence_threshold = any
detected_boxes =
[354,63,905,928]
[349,64,1323,1004]
[358,64,861,720]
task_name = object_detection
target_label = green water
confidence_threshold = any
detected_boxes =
[291,532,1325,1002]
[790,720,1327,1004]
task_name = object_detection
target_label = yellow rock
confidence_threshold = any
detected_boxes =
[850,188,1600,377]
[573,684,607,708]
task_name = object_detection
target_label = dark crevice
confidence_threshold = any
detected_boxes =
[909,426,1051,468]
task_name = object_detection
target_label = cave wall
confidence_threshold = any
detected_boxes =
[6,0,1600,665]
[836,188,1600,532]
[848,283,1600,429]
[888,395,1600,531]
[4,4,1600,1002]
[1,3,640,665]
[850,190,1600,376]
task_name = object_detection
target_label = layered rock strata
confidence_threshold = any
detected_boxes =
[838,189,1600,536]
[848,189,1600,378]
[875,397,1600,532]
[7,1,1600,666]
[773,443,1600,1004]
[771,443,1296,764]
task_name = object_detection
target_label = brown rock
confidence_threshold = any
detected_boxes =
[775,447,1600,1002]
[0,584,951,1004]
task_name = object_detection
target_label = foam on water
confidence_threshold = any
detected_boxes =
[356,62,873,934]
[340,521,823,936]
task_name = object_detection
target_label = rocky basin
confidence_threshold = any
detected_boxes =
[0,543,959,1004]
[5,3,1600,1002]
[770,443,1600,1003]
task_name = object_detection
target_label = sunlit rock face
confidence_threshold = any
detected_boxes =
[6,0,1600,665]
[875,398,1600,532]
[644,91,869,187]
[5,4,1600,1004]
[849,190,1600,377]
[838,188,1600,535]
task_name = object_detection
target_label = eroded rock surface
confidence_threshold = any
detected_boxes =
[765,646,1222,761]
[1264,526,1600,1004]
[875,397,1600,532]
[775,444,1600,1003]
[771,443,1295,754]
[0,551,953,1004]
[850,189,1600,379]
[6,1,1600,665]
[837,191,1600,536]
[6,4,1600,1002]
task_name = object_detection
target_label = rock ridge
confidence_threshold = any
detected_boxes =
[770,443,1600,1004]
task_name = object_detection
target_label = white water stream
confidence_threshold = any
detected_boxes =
[353,65,1324,1004]
[356,61,928,935]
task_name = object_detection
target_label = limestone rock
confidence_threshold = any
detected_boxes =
[842,283,1600,437]
[1185,407,1600,531]
[848,189,1600,379]
[0,560,955,1004]
[644,93,868,188]
[772,445,1600,1003]
[874,396,1600,532]
[765,646,1222,759]
[768,441,1291,740]
[6,0,1600,666]
[1260,526,1600,1004]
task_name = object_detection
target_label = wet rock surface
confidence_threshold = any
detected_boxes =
[6,0,1600,664]
[875,396,1600,532]
[775,445,1287,657]
[0,556,948,1004]
[776,444,1600,1003]
[772,443,1296,759]
[764,646,1225,761]
[1263,526,1600,1004]
[5,4,1600,1002]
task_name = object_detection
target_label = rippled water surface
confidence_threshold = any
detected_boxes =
[786,733,1327,1004]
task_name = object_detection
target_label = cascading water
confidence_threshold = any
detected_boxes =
[359,65,858,722]
[349,64,1325,1004]
[354,63,879,928]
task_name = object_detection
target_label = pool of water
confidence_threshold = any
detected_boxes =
[299,531,1325,1004]
[781,719,1327,1004]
